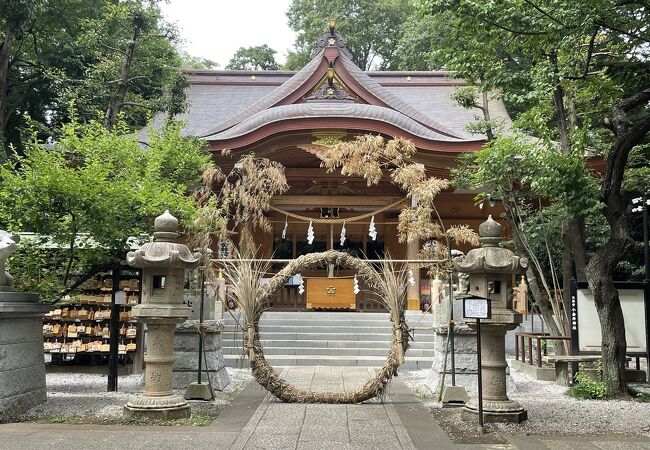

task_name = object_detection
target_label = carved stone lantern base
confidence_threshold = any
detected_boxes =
[462,399,527,423]
[124,395,190,420]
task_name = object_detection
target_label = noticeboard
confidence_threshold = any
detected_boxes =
[463,295,491,319]
[571,281,648,354]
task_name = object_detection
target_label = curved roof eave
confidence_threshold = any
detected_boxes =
[198,50,327,138]
[336,54,463,139]
[203,103,484,149]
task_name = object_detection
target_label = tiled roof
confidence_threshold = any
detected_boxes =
[205,103,467,142]
[138,33,512,146]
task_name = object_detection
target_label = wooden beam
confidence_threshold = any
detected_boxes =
[272,195,404,208]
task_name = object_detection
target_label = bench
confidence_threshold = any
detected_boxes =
[542,355,601,386]
[542,355,631,386]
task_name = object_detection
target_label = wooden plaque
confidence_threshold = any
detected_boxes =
[306,278,355,310]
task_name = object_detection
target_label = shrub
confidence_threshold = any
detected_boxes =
[567,363,608,400]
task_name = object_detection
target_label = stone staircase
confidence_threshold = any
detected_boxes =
[220,311,434,370]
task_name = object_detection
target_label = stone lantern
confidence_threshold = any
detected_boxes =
[453,215,528,423]
[124,210,201,419]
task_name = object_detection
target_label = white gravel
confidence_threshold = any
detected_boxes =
[17,368,252,422]
[402,362,650,438]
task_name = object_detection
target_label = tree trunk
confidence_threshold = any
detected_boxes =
[0,25,16,157]
[586,259,628,397]
[568,217,588,281]
[104,15,142,128]
[561,230,573,336]
[506,211,565,341]
[584,89,650,397]
[584,175,633,397]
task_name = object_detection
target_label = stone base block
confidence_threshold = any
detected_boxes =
[441,385,469,406]
[461,406,528,424]
[510,359,556,382]
[173,367,230,391]
[123,404,191,420]
[462,398,527,423]
[184,382,213,401]
[0,388,46,421]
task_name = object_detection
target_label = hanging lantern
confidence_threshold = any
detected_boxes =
[353,275,360,295]
[307,221,314,244]
[368,215,377,241]
[340,221,347,246]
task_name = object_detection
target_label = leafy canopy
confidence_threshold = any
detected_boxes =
[286,0,411,70]
[0,117,212,299]
[226,45,280,71]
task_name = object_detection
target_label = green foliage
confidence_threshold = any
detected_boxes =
[286,0,411,70]
[453,133,600,218]
[179,52,219,70]
[0,0,188,156]
[567,364,608,400]
[0,117,212,301]
[226,45,280,71]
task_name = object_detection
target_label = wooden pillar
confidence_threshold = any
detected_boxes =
[407,197,420,310]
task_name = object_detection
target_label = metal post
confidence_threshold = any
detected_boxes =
[107,264,120,392]
[643,195,649,280]
[197,269,205,384]
[448,242,456,386]
[476,317,484,428]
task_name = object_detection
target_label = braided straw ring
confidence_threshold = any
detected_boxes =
[248,250,408,403]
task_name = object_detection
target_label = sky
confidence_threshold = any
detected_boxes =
[160,0,298,68]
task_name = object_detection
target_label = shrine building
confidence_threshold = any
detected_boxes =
[146,26,512,312]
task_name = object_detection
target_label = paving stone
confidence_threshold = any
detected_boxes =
[244,433,299,449]
[299,425,349,442]
[346,404,389,421]
[348,419,396,436]
[592,442,647,450]
[349,433,402,448]
[541,440,600,450]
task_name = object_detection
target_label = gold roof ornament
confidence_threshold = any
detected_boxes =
[329,18,336,34]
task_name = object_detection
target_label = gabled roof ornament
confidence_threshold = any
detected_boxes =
[313,20,351,59]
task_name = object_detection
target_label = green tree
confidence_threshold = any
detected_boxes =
[286,0,411,70]
[424,0,650,396]
[0,0,188,157]
[226,45,280,70]
[179,52,218,70]
[0,117,212,301]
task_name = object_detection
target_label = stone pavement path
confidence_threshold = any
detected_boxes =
[2,366,650,449]
[228,367,426,449]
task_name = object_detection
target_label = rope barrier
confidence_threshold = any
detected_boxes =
[267,197,407,224]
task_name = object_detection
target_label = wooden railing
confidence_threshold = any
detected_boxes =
[514,332,571,368]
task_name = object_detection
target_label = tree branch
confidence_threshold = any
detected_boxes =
[523,0,565,26]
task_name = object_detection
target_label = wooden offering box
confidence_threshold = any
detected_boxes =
[306,278,355,310]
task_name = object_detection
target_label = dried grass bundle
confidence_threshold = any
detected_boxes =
[220,251,272,361]
[370,257,410,364]
[190,153,288,251]
[446,224,480,247]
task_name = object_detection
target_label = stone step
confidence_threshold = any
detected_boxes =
[221,346,434,357]
[243,325,432,335]
[222,354,434,369]
[223,319,433,328]
[222,311,434,322]
[221,337,436,349]
[219,310,435,369]
[220,331,435,342]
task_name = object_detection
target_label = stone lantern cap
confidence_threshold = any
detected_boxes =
[127,210,202,269]
[453,215,527,274]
